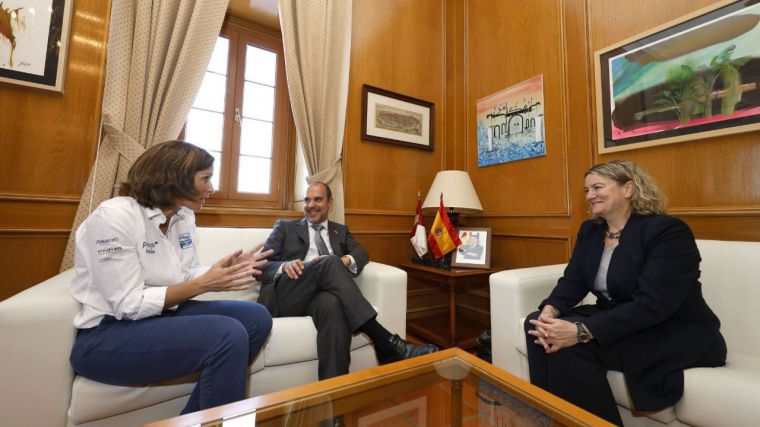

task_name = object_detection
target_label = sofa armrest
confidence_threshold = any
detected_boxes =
[0,269,80,427]
[354,262,407,338]
[490,264,565,377]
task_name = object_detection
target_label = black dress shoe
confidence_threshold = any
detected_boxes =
[386,334,439,362]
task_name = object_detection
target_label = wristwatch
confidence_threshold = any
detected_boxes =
[575,322,590,344]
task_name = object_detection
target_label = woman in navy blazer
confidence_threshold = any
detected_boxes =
[525,160,726,426]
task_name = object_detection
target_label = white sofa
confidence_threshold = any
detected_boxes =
[0,227,407,427]
[490,239,760,427]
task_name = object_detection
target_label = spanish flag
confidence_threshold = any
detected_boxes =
[428,194,461,258]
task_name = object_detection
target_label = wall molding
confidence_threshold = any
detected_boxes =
[0,193,80,204]
[0,229,70,235]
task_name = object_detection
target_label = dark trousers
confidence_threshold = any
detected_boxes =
[70,300,272,414]
[260,255,377,380]
[524,311,624,426]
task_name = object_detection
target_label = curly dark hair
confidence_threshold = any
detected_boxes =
[119,140,214,209]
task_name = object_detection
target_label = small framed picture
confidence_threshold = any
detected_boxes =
[361,84,434,151]
[451,227,491,269]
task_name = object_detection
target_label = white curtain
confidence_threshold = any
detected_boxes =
[278,0,353,222]
[60,0,230,270]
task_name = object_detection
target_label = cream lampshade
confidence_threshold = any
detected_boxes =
[422,170,483,213]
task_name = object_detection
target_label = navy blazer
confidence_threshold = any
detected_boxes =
[540,214,726,411]
[259,218,369,285]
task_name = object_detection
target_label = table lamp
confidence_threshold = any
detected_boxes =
[422,170,483,226]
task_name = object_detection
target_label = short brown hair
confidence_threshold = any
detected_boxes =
[119,140,214,209]
[586,160,667,216]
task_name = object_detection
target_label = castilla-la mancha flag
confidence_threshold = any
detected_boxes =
[428,194,461,259]
[410,197,428,257]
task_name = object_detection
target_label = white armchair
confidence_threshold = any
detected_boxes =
[489,240,760,427]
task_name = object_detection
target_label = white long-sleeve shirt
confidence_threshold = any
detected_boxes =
[70,197,206,328]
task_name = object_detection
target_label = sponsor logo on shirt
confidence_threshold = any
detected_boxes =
[143,241,158,254]
[178,233,193,249]
[95,236,122,258]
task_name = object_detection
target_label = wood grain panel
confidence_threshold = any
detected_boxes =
[350,233,417,269]
[490,235,570,270]
[465,0,570,216]
[588,0,760,216]
[344,0,446,213]
[0,0,110,197]
[0,195,79,229]
[0,233,69,301]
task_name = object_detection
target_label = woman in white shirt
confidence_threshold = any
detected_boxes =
[69,140,273,415]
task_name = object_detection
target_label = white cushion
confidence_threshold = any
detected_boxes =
[68,375,196,424]
[675,355,760,427]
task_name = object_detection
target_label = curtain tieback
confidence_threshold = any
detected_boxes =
[100,114,146,164]
[306,157,342,185]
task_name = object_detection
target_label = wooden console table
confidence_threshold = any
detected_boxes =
[399,262,493,350]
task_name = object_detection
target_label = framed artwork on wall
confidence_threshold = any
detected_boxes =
[451,227,491,269]
[0,0,73,93]
[476,75,546,167]
[361,84,435,151]
[595,0,760,153]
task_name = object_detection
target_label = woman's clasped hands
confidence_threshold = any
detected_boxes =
[528,305,580,354]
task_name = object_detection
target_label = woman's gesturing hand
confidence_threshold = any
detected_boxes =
[230,242,274,277]
[528,316,579,353]
[199,250,257,292]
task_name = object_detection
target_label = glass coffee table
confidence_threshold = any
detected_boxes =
[147,348,611,427]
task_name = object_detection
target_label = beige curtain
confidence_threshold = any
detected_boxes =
[60,0,230,270]
[278,0,353,222]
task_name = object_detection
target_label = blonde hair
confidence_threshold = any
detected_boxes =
[586,160,667,216]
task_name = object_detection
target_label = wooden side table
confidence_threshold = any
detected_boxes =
[399,262,493,349]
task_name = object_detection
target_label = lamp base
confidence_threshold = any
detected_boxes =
[412,252,453,270]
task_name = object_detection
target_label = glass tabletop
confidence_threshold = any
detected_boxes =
[148,348,610,427]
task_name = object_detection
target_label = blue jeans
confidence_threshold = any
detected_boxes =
[70,300,272,414]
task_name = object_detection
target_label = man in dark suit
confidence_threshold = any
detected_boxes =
[258,182,437,380]
[461,232,484,260]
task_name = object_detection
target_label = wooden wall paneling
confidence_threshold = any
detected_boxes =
[344,0,446,214]
[464,0,570,216]
[0,196,80,230]
[0,232,69,301]
[0,1,111,299]
[0,0,111,197]
[489,235,571,271]
[445,0,467,170]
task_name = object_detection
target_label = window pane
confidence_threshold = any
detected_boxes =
[209,150,221,191]
[242,82,275,121]
[245,45,276,86]
[237,156,271,194]
[186,109,224,152]
[193,72,227,112]
[208,37,229,75]
[240,118,273,157]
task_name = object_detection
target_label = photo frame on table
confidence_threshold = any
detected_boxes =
[452,227,491,269]
[0,0,73,93]
[594,0,760,154]
[361,84,434,151]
